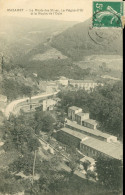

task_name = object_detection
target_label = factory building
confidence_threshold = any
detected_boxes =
[75,112,89,125]
[55,106,122,161]
[66,119,117,143]
[56,127,122,161]
[68,106,82,121]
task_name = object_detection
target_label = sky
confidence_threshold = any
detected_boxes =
[0,0,123,22]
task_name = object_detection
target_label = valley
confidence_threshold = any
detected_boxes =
[0,15,123,195]
[0,16,122,82]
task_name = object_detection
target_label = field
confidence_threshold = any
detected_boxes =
[75,55,122,79]
[32,47,68,61]
[76,55,122,70]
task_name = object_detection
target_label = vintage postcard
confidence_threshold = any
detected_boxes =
[0,0,123,195]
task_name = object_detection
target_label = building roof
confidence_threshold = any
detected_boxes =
[53,97,61,102]
[80,156,95,164]
[66,119,116,139]
[81,137,123,160]
[60,127,87,140]
[60,127,123,160]
[84,119,97,125]
[59,76,68,80]
[75,112,89,117]
[70,80,96,84]
[69,106,82,111]
[47,83,58,86]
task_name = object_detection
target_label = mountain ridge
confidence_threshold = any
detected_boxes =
[51,19,122,61]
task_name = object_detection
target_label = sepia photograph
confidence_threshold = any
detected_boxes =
[0,0,123,195]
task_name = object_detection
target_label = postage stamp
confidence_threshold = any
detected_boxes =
[93,1,124,27]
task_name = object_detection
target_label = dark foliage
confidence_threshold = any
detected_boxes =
[58,81,123,138]
[3,115,40,154]
[19,58,91,80]
[52,20,122,61]
[34,110,55,133]
[9,153,41,175]
[0,170,23,194]
[2,78,32,101]
[95,157,123,191]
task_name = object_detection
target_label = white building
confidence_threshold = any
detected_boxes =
[68,106,82,121]
[83,119,97,130]
[69,80,98,91]
[42,99,57,111]
[75,112,89,125]
[58,77,69,86]
[66,119,118,143]
[80,156,95,171]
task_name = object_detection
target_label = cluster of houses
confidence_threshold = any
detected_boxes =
[42,98,58,111]
[19,97,60,113]
[59,77,103,91]
[38,77,103,93]
[55,106,123,163]
[69,80,102,91]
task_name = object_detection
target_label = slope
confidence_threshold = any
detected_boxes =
[51,19,122,61]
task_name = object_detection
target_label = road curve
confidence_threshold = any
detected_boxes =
[4,91,59,118]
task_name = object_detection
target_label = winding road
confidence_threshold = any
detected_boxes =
[3,90,95,181]
[4,91,59,119]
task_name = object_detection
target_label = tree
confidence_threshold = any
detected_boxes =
[95,157,123,191]
[0,170,23,194]
[35,111,55,133]
[9,153,41,176]
[3,115,40,154]
[2,78,33,101]
[42,114,55,132]
[58,81,123,138]
[68,160,78,175]
[66,146,79,174]
[21,85,32,98]
[82,160,91,172]
[86,170,96,180]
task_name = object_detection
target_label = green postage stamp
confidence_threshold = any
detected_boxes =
[93,1,124,27]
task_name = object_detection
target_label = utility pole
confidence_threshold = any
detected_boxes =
[32,150,37,185]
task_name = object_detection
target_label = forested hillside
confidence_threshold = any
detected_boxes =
[0,16,76,62]
[52,19,122,61]
[1,17,122,81]
[20,58,91,80]
[58,81,123,139]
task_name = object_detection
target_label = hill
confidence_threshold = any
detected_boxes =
[0,16,77,62]
[0,17,122,81]
[51,19,122,61]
